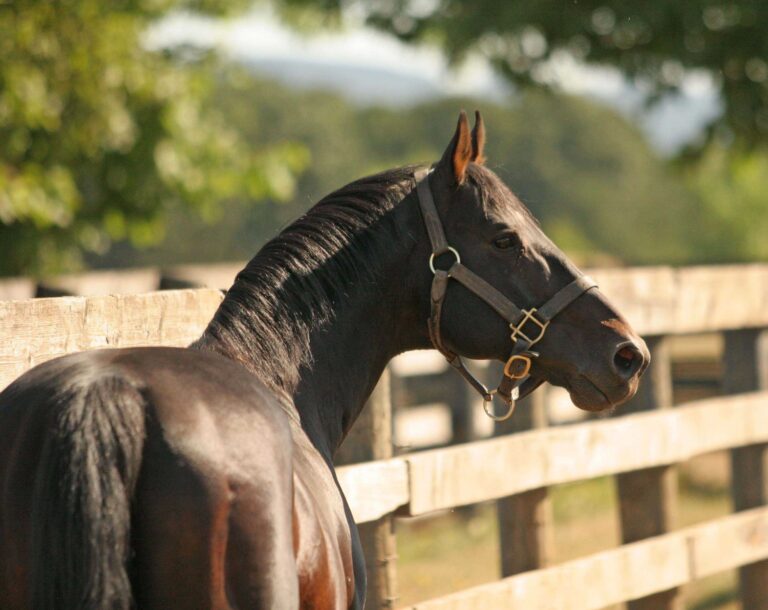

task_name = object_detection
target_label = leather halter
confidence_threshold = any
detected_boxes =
[414,167,597,421]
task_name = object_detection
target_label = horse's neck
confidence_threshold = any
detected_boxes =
[197,190,430,459]
[292,271,424,457]
[292,199,431,456]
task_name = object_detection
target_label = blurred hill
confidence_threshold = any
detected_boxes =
[96,70,702,269]
[244,58,444,106]
[148,12,718,157]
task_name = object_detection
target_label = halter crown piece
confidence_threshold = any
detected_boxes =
[414,168,598,421]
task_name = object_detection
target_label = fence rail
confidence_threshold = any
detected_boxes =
[2,263,768,609]
[335,390,768,518]
[0,289,224,391]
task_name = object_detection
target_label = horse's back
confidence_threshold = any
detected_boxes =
[0,347,301,609]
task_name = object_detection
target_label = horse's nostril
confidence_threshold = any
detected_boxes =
[615,347,636,369]
[613,343,644,379]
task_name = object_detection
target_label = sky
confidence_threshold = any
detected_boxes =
[147,8,504,95]
[148,8,722,156]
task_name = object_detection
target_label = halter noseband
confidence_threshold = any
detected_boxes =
[414,167,597,421]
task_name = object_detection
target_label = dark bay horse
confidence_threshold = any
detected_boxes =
[0,112,649,609]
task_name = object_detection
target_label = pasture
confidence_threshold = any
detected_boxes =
[1,262,767,609]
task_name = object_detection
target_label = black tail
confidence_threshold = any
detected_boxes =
[30,372,146,610]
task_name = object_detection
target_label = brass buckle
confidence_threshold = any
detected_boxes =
[509,308,549,346]
[503,354,532,379]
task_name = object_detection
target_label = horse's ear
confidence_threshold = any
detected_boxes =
[471,110,486,165]
[439,110,473,185]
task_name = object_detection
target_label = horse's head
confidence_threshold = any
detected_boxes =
[418,111,649,411]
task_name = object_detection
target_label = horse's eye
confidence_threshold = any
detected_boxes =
[493,234,520,250]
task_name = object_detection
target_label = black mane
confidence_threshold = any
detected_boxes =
[193,165,420,394]
[193,162,524,395]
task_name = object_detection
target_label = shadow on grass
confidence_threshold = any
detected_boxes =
[689,587,738,610]
[679,471,729,501]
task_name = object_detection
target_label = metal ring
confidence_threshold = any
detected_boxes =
[429,247,461,274]
[482,391,516,422]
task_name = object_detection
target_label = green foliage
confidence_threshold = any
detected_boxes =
[130,75,701,267]
[686,146,768,262]
[295,0,768,149]
[0,1,304,276]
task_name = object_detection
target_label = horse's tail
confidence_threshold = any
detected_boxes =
[30,371,146,610]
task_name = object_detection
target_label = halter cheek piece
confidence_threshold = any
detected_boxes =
[414,168,598,421]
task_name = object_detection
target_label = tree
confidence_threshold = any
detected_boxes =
[686,146,768,262]
[292,1,768,149]
[0,1,305,276]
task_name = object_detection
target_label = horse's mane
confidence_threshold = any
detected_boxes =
[193,165,420,394]
[193,162,514,395]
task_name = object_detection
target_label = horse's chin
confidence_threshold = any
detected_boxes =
[512,362,639,413]
[568,386,614,412]
[566,375,637,413]
[517,376,544,401]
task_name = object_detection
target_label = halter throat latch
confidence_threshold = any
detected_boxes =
[414,167,597,421]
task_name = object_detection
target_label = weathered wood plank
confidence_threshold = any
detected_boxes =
[2,263,768,359]
[404,529,690,610]
[588,264,768,336]
[494,382,554,576]
[336,459,409,525]
[692,506,768,579]
[8,262,768,331]
[0,289,224,392]
[403,506,768,610]
[335,371,399,609]
[365,373,399,610]
[724,328,768,610]
[295,386,767,528]
[406,392,768,515]
[615,337,683,610]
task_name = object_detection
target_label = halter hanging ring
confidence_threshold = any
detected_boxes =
[429,247,461,274]
[483,390,516,422]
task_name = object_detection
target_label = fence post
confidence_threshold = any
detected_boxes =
[448,366,476,447]
[335,369,398,609]
[723,328,768,610]
[494,385,554,574]
[615,336,683,610]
